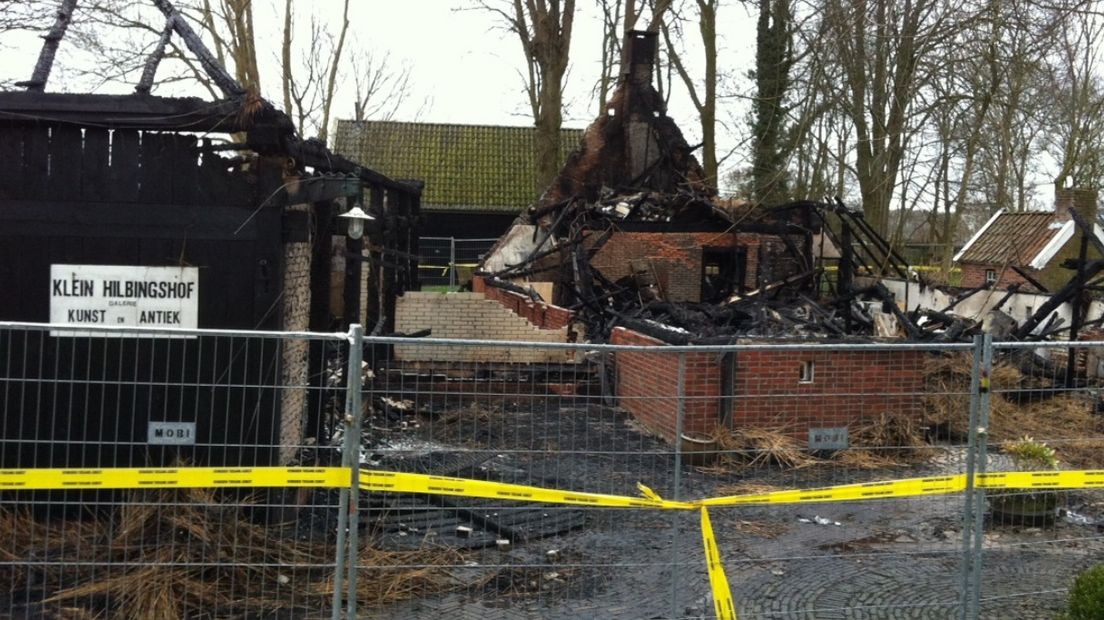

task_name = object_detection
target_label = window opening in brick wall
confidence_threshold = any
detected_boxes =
[1025,306,1033,320]
[985,269,997,284]
[799,360,815,383]
[701,247,746,303]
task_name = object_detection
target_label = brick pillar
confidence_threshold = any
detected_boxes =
[279,201,312,464]
[1055,187,1098,223]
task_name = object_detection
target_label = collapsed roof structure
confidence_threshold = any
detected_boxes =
[478,31,915,345]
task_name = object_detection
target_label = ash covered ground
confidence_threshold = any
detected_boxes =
[359,401,1104,619]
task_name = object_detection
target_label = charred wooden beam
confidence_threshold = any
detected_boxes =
[992,283,1022,312]
[135,19,175,95]
[282,137,419,195]
[279,174,362,206]
[1009,265,1049,293]
[19,0,79,92]
[874,282,924,340]
[0,92,250,131]
[937,283,990,314]
[1014,258,1104,339]
[151,0,246,98]
[834,198,912,280]
[1066,233,1091,386]
[724,269,817,303]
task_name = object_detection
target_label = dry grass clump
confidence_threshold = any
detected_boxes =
[715,481,784,497]
[922,352,1104,468]
[710,426,818,469]
[829,449,907,470]
[848,411,935,465]
[1,488,460,619]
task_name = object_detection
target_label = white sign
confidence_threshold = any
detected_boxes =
[808,427,850,451]
[50,264,199,337]
[148,421,197,445]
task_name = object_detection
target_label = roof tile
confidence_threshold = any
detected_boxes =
[957,211,1061,265]
[333,120,584,213]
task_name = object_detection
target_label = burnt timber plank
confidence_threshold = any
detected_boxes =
[80,128,110,202]
[0,92,248,132]
[0,200,261,240]
[22,125,50,201]
[109,129,140,202]
[48,125,83,202]
[171,134,198,205]
[0,125,25,200]
[138,132,172,204]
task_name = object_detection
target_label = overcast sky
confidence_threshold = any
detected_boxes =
[1,1,757,162]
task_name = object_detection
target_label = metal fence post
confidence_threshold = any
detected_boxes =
[968,333,993,617]
[345,324,365,620]
[959,334,983,620]
[958,333,992,620]
[671,352,686,620]
[331,324,364,620]
[449,237,457,288]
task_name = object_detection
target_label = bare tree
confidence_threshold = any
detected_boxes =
[817,0,968,238]
[0,0,53,34]
[1046,8,1104,190]
[15,0,414,138]
[478,0,577,193]
[750,0,794,205]
[595,0,627,113]
[661,0,721,187]
[350,49,413,122]
[280,0,351,141]
[595,0,673,114]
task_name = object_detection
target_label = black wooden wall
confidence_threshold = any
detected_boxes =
[0,121,286,470]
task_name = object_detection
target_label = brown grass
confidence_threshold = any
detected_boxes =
[923,352,1104,468]
[710,426,819,470]
[715,481,785,496]
[1,488,460,619]
[848,410,935,465]
[829,449,908,470]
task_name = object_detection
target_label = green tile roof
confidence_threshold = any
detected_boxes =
[333,120,584,213]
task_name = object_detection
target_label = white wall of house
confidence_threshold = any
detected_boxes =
[869,277,1104,339]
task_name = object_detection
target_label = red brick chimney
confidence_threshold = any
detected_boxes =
[1055,187,1099,223]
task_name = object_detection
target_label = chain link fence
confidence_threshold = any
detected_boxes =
[3,322,1102,619]
[0,323,352,619]
[979,339,1104,618]
[419,237,499,288]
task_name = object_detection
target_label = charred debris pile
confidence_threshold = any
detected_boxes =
[480,190,926,345]
[476,30,1102,349]
[476,30,930,345]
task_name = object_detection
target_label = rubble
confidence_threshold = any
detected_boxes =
[478,31,1104,353]
[477,33,920,345]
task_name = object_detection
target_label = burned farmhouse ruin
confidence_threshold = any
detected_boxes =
[475,31,916,346]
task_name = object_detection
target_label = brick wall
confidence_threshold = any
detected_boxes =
[610,327,927,445]
[394,292,573,363]
[731,348,926,434]
[610,327,721,441]
[960,262,1034,290]
[590,232,762,301]
[481,284,575,331]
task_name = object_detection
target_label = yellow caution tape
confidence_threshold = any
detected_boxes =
[0,467,350,490]
[3,467,1100,501]
[701,474,966,507]
[976,469,1104,490]
[701,507,738,620]
[3,466,1102,620]
[359,470,694,510]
